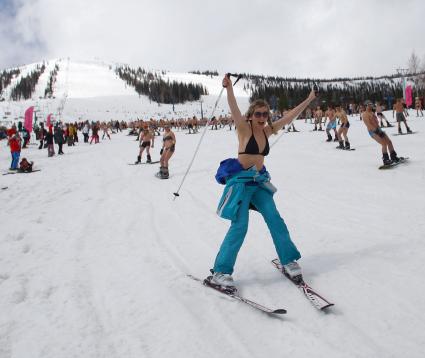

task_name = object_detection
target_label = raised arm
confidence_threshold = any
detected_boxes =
[270,90,316,132]
[222,75,249,131]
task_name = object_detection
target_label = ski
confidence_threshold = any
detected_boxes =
[392,131,418,136]
[155,172,169,179]
[128,161,160,165]
[2,169,41,176]
[336,146,356,151]
[379,157,409,170]
[188,275,287,315]
[271,259,334,311]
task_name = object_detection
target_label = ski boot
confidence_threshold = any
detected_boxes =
[207,271,237,294]
[282,261,302,280]
[146,154,152,163]
[326,133,332,142]
[382,152,393,166]
[398,128,403,134]
[407,127,412,134]
[158,166,169,179]
[336,140,344,149]
[135,155,141,164]
[390,150,400,163]
[333,136,339,142]
[344,141,351,150]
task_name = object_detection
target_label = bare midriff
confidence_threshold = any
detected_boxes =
[238,154,265,171]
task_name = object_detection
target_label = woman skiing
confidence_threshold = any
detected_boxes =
[209,75,316,288]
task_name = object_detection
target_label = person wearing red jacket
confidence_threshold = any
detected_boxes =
[8,131,21,170]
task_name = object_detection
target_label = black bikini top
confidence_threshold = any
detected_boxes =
[238,123,270,156]
[163,135,173,142]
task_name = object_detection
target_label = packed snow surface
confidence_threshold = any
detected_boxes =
[1,109,425,358]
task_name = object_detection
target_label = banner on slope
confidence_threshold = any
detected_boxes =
[405,85,413,107]
[46,113,52,127]
[24,106,34,133]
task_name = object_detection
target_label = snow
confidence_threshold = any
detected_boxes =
[0,59,249,123]
[1,107,425,358]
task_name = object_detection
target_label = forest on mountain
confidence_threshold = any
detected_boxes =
[116,65,208,104]
[10,64,46,101]
[0,68,21,100]
[245,71,425,110]
[44,64,60,98]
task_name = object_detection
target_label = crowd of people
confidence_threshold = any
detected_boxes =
[1,94,421,175]
[2,120,127,172]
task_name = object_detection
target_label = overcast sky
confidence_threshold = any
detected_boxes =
[1,0,425,78]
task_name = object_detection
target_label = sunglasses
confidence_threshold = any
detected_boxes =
[253,111,269,119]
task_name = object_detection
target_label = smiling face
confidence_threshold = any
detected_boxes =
[246,99,271,129]
[251,106,269,127]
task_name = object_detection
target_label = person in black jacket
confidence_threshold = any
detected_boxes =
[46,125,55,157]
[54,125,65,155]
[38,123,47,149]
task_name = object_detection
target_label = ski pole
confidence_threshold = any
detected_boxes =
[173,73,242,199]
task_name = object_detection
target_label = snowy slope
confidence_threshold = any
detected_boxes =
[1,111,425,358]
[0,59,249,123]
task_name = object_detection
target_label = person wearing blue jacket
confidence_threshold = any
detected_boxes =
[209,75,316,289]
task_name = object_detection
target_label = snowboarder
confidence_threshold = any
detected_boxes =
[209,74,316,289]
[335,105,351,149]
[376,102,392,127]
[324,105,339,142]
[362,101,401,165]
[313,106,323,131]
[394,98,412,134]
[158,126,176,179]
[135,127,155,164]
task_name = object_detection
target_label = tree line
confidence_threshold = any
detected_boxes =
[0,69,21,100]
[246,71,425,110]
[116,65,208,104]
[10,64,46,101]
[44,64,60,98]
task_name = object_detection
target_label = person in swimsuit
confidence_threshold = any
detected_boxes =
[313,106,323,131]
[376,102,392,127]
[335,105,351,149]
[415,97,423,117]
[362,101,401,165]
[135,127,154,164]
[394,98,412,134]
[209,74,316,288]
[324,105,339,142]
[158,126,176,179]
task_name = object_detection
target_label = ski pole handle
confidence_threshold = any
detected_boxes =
[225,73,243,86]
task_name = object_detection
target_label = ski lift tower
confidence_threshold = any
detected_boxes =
[396,68,409,101]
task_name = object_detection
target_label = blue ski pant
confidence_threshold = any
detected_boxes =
[213,184,301,274]
[10,151,20,169]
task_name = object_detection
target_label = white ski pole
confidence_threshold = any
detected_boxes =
[173,74,242,199]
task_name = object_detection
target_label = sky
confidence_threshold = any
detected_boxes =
[1,0,425,78]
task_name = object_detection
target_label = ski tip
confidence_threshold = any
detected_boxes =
[173,192,180,197]
[320,303,335,311]
[272,308,287,314]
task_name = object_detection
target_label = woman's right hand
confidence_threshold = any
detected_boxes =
[222,75,232,89]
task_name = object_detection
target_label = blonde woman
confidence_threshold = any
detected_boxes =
[209,75,316,288]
